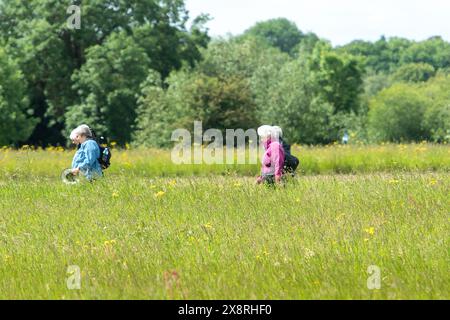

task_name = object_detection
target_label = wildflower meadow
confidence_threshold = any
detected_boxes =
[0,144,448,299]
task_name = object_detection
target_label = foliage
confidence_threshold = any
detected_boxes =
[0,47,37,145]
[66,32,151,145]
[134,69,258,148]
[0,4,449,147]
[254,57,334,144]
[368,83,429,142]
[421,75,450,142]
[308,42,365,114]
[242,18,304,55]
[254,41,365,144]
[392,63,436,83]
[0,0,209,146]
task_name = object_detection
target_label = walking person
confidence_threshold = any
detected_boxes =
[70,124,103,181]
[256,125,285,185]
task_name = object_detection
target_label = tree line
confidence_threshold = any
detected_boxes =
[1,1,449,147]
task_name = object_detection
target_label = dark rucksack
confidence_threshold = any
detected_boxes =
[98,144,112,170]
[90,129,112,170]
[281,139,299,173]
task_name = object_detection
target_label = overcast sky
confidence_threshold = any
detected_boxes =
[185,0,450,46]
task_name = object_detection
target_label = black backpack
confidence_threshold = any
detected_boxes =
[90,129,112,170]
[98,144,112,170]
[281,139,299,173]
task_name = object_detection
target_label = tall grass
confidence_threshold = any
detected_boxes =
[0,144,448,179]
[0,173,448,299]
[0,144,448,299]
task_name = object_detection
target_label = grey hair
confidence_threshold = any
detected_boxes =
[70,124,93,140]
[272,126,283,139]
[257,125,282,141]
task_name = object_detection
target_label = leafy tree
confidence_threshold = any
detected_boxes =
[392,63,436,83]
[0,47,37,146]
[250,47,293,120]
[363,72,392,98]
[185,74,257,131]
[0,0,209,145]
[243,18,304,54]
[133,71,172,147]
[339,37,412,73]
[66,32,151,145]
[421,74,450,142]
[341,36,450,74]
[368,84,429,142]
[135,37,289,147]
[255,57,334,144]
[134,69,258,148]
[253,41,365,144]
[198,37,289,79]
[308,42,365,114]
[132,13,210,79]
[292,32,321,57]
[401,36,450,70]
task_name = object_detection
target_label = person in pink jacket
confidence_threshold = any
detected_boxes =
[256,125,285,185]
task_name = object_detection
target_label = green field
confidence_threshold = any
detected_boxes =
[0,145,449,299]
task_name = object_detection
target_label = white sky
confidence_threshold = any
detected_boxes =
[185,0,450,46]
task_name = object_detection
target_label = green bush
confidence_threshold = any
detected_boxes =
[368,83,429,142]
[421,74,450,142]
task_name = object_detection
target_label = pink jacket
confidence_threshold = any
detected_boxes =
[261,139,285,178]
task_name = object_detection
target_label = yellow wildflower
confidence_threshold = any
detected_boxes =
[104,239,117,246]
[155,191,166,198]
[169,180,177,186]
[364,227,376,236]
[203,223,213,230]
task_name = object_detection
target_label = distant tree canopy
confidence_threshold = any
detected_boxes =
[242,18,304,54]
[368,84,430,142]
[135,37,365,147]
[0,0,209,146]
[241,18,321,57]
[368,74,450,143]
[392,63,436,83]
[134,37,270,147]
[338,36,450,74]
[0,4,449,147]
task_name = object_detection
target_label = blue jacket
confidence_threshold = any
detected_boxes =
[72,140,103,180]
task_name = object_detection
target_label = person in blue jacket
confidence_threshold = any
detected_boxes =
[70,124,103,181]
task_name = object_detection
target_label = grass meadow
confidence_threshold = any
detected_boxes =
[0,144,448,299]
